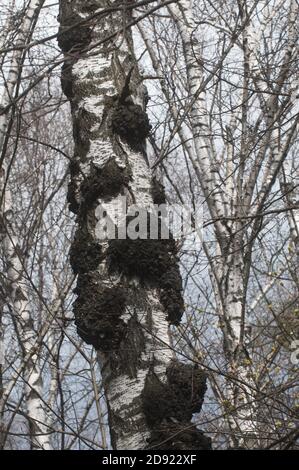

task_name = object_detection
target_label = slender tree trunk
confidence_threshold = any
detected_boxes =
[166,0,259,448]
[58,0,210,450]
[0,0,45,152]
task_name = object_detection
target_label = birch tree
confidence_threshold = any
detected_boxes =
[136,0,298,448]
[0,0,53,449]
[57,0,211,450]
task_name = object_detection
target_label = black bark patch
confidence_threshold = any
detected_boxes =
[81,159,130,205]
[67,159,81,214]
[73,114,91,161]
[70,229,103,274]
[100,288,150,380]
[151,177,166,205]
[119,315,146,377]
[67,181,79,214]
[58,14,92,54]
[69,159,81,177]
[73,273,127,350]
[108,315,147,379]
[74,108,97,148]
[111,98,151,151]
[142,362,207,425]
[146,423,212,450]
[107,221,184,324]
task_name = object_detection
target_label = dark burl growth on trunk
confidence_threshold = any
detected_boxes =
[111,97,151,151]
[159,268,185,326]
[67,180,79,214]
[142,361,207,424]
[107,218,184,324]
[142,361,211,450]
[81,159,131,206]
[70,228,103,274]
[61,60,74,99]
[73,273,127,351]
[151,177,166,205]
[146,423,211,450]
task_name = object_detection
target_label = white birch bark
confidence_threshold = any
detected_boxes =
[58,0,209,450]
[165,0,258,448]
[0,175,51,449]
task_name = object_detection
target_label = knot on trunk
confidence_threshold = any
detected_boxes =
[151,177,166,205]
[142,361,211,449]
[81,159,130,206]
[58,14,92,54]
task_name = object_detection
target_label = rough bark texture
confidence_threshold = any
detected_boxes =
[58,0,210,450]
[0,176,51,450]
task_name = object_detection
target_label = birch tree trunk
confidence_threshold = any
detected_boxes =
[58,0,210,450]
[0,179,51,449]
[0,0,51,450]
[163,0,298,448]
[164,0,257,448]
